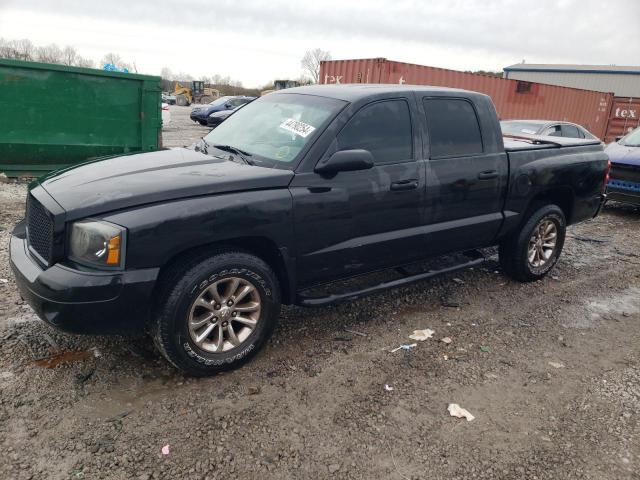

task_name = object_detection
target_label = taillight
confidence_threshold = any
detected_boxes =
[603,159,611,193]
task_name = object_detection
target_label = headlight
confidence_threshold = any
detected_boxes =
[69,219,126,269]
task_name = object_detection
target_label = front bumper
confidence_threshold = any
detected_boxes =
[190,112,208,122]
[9,222,159,335]
[606,182,640,206]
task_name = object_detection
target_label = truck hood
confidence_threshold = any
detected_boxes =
[605,141,640,167]
[38,148,294,220]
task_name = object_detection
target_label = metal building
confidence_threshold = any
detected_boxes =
[503,64,640,97]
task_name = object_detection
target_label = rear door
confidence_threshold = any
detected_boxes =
[291,96,426,286]
[421,97,508,255]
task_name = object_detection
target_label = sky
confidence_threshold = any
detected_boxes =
[1,0,639,88]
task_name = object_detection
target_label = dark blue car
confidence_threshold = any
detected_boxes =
[606,127,640,206]
[190,96,255,125]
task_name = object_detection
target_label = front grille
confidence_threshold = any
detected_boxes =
[26,194,54,263]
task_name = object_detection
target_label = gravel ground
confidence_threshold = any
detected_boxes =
[1,111,639,479]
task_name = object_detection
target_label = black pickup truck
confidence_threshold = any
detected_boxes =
[10,85,609,376]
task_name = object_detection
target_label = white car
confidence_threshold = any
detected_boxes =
[161,102,171,126]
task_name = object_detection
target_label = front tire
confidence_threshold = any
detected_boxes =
[152,250,281,376]
[499,204,566,282]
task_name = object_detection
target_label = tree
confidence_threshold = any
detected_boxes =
[160,67,174,79]
[61,46,78,66]
[75,57,94,68]
[36,44,63,64]
[301,48,331,84]
[0,37,92,67]
[101,52,132,71]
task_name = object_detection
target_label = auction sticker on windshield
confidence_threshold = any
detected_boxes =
[279,118,316,138]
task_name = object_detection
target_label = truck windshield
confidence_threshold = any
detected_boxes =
[202,93,345,168]
[620,127,640,147]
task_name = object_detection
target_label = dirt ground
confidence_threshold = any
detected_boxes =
[1,108,639,480]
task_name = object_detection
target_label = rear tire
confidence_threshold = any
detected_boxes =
[499,204,566,282]
[152,250,281,376]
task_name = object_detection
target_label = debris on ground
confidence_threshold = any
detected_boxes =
[0,278,8,284]
[441,337,452,344]
[448,403,475,421]
[248,386,261,395]
[390,343,417,353]
[105,410,133,423]
[548,361,565,369]
[384,384,394,391]
[409,329,435,341]
[441,298,461,308]
[333,335,352,342]
[344,328,367,337]
[569,235,610,244]
[453,277,465,284]
[161,444,170,455]
[480,345,491,353]
[75,368,96,384]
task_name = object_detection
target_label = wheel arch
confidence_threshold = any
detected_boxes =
[524,186,575,225]
[154,236,295,306]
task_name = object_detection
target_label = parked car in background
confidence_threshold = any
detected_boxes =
[501,120,598,140]
[190,96,255,126]
[161,102,171,126]
[10,85,608,376]
[207,109,234,129]
[206,100,253,128]
[605,126,640,205]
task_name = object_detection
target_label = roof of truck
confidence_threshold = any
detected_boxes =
[276,84,487,102]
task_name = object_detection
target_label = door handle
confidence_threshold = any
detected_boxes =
[478,170,499,180]
[390,179,419,191]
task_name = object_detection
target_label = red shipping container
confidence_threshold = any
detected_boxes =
[320,58,614,140]
[604,97,640,143]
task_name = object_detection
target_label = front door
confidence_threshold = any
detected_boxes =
[291,97,426,287]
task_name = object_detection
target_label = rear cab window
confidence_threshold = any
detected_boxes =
[423,98,483,158]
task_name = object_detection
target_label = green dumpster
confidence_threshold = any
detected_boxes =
[0,59,162,177]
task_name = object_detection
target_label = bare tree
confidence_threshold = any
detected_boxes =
[0,38,19,59]
[36,44,63,64]
[10,39,35,60]
[160,67,174,79]
[61,46,78,66]
[101,52,122,66]
[0,37,93,67]
[101,52,132,71]
[75,56,94,68]
[301,48,331,84]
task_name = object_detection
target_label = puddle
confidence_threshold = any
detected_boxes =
[569,287,640,329]
[32,350,91,368]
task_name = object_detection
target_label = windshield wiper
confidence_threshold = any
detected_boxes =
[212,144,254,165]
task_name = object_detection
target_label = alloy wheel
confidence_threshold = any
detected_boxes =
[187,277,261,353]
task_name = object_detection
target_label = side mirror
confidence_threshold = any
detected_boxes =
[314,149,374,174]
[615,135,623,142]
[225,103,232,108]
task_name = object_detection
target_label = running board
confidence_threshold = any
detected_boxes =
[295,251,485,307]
